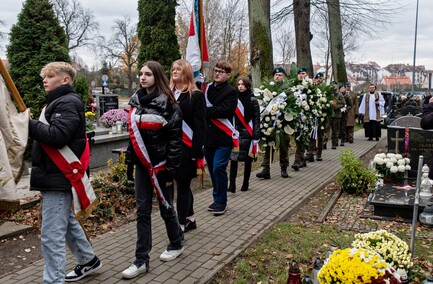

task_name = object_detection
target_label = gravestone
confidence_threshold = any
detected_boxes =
[387,116,433,178]
[369,181,432,220]
[95,94,119,120]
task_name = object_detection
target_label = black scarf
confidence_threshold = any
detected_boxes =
[46,84,74,105]
[238,90,253,123]
[137,87,158,106]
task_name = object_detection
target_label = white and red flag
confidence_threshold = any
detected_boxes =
[185,0,208,81]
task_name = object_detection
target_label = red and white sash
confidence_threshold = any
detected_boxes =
[204,84,239,151]
[235,100,258,158]
[182,120,193,148]
[128,107,171,209]
[39,107,97,217]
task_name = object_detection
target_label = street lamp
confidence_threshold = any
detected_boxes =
[410,0,420,96]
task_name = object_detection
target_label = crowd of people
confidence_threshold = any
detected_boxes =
[29,59,388,283]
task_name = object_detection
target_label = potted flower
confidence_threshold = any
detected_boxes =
[352,229,413,270]
[85,111,96,131]
[318,248,401,283]
[99,109,129,129]
[373,153,411,183]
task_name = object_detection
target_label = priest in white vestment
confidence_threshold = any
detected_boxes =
[358,83,385,141]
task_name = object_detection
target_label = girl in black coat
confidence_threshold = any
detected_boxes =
[228,77,260,192]
[170,59,206,233]
[122,61,183,279]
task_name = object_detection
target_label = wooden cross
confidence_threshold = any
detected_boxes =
[390,130,404,154]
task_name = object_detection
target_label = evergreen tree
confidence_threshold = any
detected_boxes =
[73,75,90,111]
[137,0,180,74]
[7,0,70,116]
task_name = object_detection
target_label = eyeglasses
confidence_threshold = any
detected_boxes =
[214,69,227,74]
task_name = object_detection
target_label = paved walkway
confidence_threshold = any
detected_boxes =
[0,130,385,284]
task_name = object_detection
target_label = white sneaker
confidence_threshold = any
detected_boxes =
[121,263,149,279]
[159,247,184,262]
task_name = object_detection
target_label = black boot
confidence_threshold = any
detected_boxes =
[256,167,270,179]
[281,167,289,178]
[241,181,249,191]
[291,163,299,171]
[229,161,237,192]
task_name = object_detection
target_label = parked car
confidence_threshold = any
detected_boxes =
[92,87,112,96]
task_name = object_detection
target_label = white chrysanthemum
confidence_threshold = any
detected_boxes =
[263,89,272,100]
[304,105,310,111]
[397,159,406,165]
[374,157,385,165]
[320,126,324,130]
[284,113,293,121]
[269,81,275,86]
[387,153,396,159]
[390,157,397,163]
[405,158,410,164]
[279,104,285,110]
[386,162,394,168]
[270,109,277,115]
[398,165,406,172]
[284,125,294,135]
[265,117,270,122]
[321,97,327,103]
[395,154,403,160]
[301,115,307,122]
[307,89,311,94]
[326,103,330,107]
[390,166,398,173]
[272,91,277,96]
[321,117,325,122]
[301,100,308,106]
[406,165,411,170]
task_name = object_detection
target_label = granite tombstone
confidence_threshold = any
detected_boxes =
[387,116,433,178]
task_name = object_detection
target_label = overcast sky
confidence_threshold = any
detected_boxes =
[1,0,432,70]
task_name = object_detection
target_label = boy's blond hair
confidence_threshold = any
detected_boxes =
[40,62,76,84]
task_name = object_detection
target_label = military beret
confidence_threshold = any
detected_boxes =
[272,67,287,76]
[314,72,324,79]
[331,80,338,85]
[297,67,308,74]
[344,82,351,87]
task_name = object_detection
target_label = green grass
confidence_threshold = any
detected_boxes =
[212,223,355,284]
[212,222,433,284]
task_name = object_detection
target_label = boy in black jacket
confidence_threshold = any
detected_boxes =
[29,62,101,283]
[203,61,238,215]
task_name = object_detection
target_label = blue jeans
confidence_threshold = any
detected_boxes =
[205,146,232,204]
[134,163,183,266]
[41,190,95,284]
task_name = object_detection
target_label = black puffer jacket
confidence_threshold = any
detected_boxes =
[235,91,261,162]
[127,88,182,179]
[29,84,86,191]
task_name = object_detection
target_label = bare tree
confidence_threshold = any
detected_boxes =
[100,16,140,96]
[249,0,273,84]
[0,20,6,51]
[327,0,347,83]
[176,0,249,79]
[275,27,296,66]
[293,0,313,76]
[53,0,100,50]
[273,0,403,70]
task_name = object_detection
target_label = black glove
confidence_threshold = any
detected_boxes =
[126,163,134,181]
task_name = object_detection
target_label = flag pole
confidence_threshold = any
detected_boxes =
[0,60,27,112]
